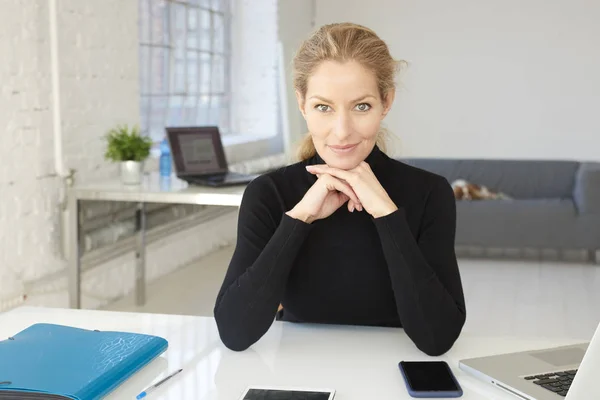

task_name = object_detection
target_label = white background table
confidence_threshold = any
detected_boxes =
[0,307,583,400]
[68,173,246,309]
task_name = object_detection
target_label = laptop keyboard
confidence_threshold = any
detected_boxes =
[524,369,577,397]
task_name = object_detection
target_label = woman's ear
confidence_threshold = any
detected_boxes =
[295,90,307,119]
[381,89,395,118]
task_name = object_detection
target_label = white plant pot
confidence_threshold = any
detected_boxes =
[120,161,144,185]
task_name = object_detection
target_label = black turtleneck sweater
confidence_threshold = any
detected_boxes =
[214,147,466,356]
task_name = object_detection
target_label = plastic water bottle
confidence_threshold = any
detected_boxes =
[159,138,172,177]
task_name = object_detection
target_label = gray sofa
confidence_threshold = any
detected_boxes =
[399,159,600,263]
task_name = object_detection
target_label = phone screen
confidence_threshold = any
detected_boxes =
[242,389,332,400]
[400,361,461,392]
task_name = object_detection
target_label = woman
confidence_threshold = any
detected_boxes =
[214,23,466,356]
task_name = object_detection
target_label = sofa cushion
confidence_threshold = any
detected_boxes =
[400,159,580,200]
[455,199,582,248]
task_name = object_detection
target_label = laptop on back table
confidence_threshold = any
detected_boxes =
[166,126,259,187]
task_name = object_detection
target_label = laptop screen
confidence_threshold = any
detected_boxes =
[167,127,228,176]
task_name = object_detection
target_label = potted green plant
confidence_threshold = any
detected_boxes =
[104,124,153,185]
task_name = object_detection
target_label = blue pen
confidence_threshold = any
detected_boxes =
[136,368,183,399]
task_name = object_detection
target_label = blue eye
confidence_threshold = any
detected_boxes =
[355,103,371,112]
[315,104,331,112]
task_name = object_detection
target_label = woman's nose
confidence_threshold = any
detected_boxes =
[333,113,352,140]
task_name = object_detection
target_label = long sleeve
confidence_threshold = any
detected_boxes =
[373,177,466,356]
[214,176,313,351]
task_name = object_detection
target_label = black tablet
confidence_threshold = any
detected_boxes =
[239,386,335,400]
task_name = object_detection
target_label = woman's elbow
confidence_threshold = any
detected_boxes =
[213,318,244,352]
[417,339,456,357]
[219,332,253,352]
[416,313,466,356]
[214,306,259,352]
[416,331,461,356]
[215,318,254,351]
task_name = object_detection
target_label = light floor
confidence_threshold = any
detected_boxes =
[105,245,600,341]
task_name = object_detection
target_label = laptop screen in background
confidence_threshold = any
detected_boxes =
[168,127,228,176]
[178,135,220,172]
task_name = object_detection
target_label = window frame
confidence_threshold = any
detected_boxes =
[138,0,232,144]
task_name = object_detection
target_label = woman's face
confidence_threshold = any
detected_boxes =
[297,60,394,170]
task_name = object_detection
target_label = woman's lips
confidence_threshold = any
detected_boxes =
[328,144,358,154]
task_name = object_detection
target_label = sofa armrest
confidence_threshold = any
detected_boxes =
[574,163,600,214]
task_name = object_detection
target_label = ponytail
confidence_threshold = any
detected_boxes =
[296,134,317,161]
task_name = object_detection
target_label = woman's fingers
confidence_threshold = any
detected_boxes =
[315,173,363,211]
[320,175,361,206]
[307,165,354,183]
[347,200,363,212]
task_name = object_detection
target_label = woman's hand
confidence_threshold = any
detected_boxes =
[286,174,362,224]
[305,162,398,218]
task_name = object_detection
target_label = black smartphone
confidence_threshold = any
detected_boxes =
[398,361,463,398]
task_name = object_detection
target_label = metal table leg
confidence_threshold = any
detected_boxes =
[135,202,147,306]
[68,193,81,309]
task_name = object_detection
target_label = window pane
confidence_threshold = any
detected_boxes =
[149,0,169,46]
[197,95,210,125]
[187,51,198,93]
[191,0,211,8]
[199,52,211,93]
[187,7,199,49]
[211,54,225,93]
[183,96,198,123]
[207,96,226,127]
[218,103,229,132]
[199,9,211,51]
[150,47,170,95]
[139,0,230,139]
[148,96,169,141]
[167,96,185,126]
[213,13,224,53]
[171,2,186,59]
[211,0,225,12]
[173,59,186,94]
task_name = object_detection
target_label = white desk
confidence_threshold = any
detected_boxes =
[68,173,246,309]
[0,307,581,400]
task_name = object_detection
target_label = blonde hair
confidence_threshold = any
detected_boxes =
[293,23,404,161]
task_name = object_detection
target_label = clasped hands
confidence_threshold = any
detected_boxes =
[286,161,398,224]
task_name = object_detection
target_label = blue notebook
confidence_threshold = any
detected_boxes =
[0,323,168,400]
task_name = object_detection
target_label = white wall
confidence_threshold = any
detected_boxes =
[277,0,314,156]
[230,0,278,140]
[0,0,237,310]
[224,0,286,163]
[0,0,65,305]
[315,0,600,161]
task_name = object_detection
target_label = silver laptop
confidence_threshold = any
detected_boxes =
[459,321,600,400]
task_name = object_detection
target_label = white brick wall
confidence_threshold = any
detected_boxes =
[0,0,242,311]
[57,0,139,184]
[0,0,63,303]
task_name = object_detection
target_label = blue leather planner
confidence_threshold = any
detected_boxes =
[0,323,168,399]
